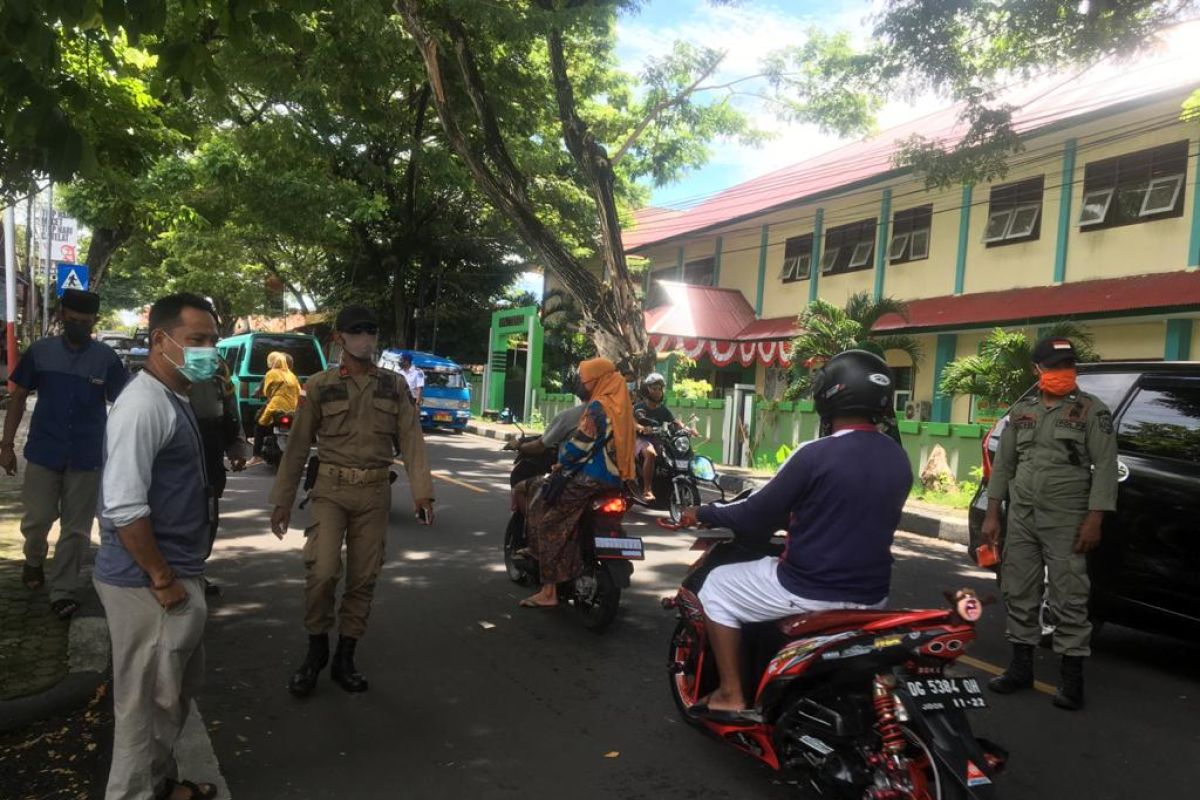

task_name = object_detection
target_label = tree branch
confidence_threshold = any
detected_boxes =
[610,53,726,165]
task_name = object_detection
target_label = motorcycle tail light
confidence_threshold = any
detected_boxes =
[596,497,627,515]
[279,415,292,427]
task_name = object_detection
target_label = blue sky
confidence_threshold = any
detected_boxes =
[614,0,930,208]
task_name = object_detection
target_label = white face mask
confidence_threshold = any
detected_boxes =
[341,333,378,361]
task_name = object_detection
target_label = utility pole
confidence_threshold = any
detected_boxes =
[5,205,18,388]
[42,182,53,335]
[24,188,36,338]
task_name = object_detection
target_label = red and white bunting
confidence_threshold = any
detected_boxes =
[649,334,793,368]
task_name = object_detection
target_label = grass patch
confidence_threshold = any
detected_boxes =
[910,481,978,511]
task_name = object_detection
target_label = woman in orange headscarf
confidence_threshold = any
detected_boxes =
[519,357,635,608]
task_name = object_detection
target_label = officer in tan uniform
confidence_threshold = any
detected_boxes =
[270,306,435,696]
[982,337,1118,711]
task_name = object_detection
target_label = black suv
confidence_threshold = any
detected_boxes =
[968,361,1200,641]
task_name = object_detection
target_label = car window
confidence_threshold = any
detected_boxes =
[425,370,464,388]
[1075,372,1137,409]
[248,337,324,377]
[1117,383,1200,462]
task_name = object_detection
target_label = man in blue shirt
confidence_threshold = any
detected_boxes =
[0,289,128,619]
[679,351,913,716]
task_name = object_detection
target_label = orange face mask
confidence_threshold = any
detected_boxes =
[1038,367,1077,396]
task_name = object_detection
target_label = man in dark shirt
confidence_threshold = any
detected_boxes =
[0,290,128,619]
[633,372,678,501]
[679,351,912,716]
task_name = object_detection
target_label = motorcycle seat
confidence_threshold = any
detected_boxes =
[777,609,915,638]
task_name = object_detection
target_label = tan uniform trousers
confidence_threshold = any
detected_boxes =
[22,462,101,602]
[303,472,392,639]
[94,576,206,800]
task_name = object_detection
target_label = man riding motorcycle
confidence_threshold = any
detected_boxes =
[678,350,913,717]
[634,372,696,501]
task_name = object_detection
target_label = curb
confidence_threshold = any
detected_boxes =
[463,423,970,547]
[0,610,109,734]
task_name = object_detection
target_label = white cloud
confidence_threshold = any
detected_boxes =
[616,1,940,205]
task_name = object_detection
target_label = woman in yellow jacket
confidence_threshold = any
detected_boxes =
[250,351,301,464]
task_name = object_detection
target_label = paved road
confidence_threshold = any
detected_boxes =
[199,432,1196,799]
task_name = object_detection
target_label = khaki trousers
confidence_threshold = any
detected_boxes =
[22,462,100,601]
[1001,505,1092,656]
[302,473,392,638]
[94,576,207,800]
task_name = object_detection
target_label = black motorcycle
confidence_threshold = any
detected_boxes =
[501,433,642,632]
[637,416,723,523]
[261,410,293,470]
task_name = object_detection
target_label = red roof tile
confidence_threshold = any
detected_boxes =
[644,282,758,340]
[737,316,801,341]
[874,271,1200,333]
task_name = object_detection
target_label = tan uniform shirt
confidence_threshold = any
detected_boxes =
[269,365,434,509]
[987,390,1119,522]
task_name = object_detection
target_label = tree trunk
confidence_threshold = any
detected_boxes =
[85,227,127,291]
[394,1,653,375]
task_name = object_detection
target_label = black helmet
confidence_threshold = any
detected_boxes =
[810,350,894,421]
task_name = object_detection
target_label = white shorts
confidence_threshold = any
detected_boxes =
[697,556,886,629]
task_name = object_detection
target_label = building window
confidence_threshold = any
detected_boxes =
[889,204,933,264]
[780,234,813,283]
[983,176,1044,246]
[1079,140,1188,230]
[822,218,877,275]
[683,256,715,286]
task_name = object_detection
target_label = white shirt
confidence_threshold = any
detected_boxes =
[399,365,425,394]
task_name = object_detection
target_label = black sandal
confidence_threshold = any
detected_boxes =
[22,563,44,590]
[50,598,79,620]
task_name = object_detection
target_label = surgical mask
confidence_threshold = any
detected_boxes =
[63,320,93,346]
[1038,367,1077,397]
[164,334,220,384]
[341,333,378,361]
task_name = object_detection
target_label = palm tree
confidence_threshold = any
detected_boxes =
[786,292,924,397]
[938,321,1098,407]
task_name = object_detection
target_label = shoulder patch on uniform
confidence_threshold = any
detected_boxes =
[1097,409,1114,434]
[318,383,349,403]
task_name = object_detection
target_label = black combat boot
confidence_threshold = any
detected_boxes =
[289,634,330,697]
[331,635,369,693]
[1053,655,1085,711]
[988,644,1035,694]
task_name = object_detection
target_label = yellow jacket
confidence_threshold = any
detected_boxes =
[258,352,301,426]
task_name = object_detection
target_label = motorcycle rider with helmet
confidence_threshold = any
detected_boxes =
[678,350,913,717]
[634,372,696,501]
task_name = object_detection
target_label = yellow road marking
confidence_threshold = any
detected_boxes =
[958,655,1056,696]
[429,469,488,494]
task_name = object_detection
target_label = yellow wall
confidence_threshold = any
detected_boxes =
[717,227,763,309]
[1089,321,1167,360]
[881,187,961,302]
[1192,322,1200,361]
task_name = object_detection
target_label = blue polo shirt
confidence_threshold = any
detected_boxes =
[10,336,129,472]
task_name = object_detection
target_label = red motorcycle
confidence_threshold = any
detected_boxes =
[664,523,1007,799]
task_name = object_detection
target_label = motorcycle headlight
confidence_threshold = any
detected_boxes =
[690,456,717,481]
[672,435,691,452]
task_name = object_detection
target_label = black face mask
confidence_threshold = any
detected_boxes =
[63,320,93,345]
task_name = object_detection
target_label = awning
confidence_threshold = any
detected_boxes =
[645,283,798,367]
[874,271,1200,332]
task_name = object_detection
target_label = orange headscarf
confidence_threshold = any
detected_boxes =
[578,357,635,479]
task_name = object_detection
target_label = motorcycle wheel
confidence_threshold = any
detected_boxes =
[668,481,701,524]
[574,564,620,633]
[503,513,536,586]
[899,726,969,800]
[666,619,706,728]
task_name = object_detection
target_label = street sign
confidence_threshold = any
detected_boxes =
[38,206,81,264]
[56,263,89,296]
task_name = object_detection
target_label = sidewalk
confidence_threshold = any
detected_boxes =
[463,418,970,545]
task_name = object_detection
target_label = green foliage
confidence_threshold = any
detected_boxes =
[785,292,923,398]
[911,479,979,511]
[669,352,713,399]
[938,322,1099,407]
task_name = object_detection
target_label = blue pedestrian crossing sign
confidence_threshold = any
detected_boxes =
[56,263,89,296]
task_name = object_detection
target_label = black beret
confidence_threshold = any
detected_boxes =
[61,289,100,314]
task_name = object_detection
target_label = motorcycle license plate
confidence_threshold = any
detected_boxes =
[594,536,644,560]
[434,412,453,422]
[904,676,988,712]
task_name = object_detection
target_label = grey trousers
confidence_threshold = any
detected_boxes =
[95,576,207,800]
[21,462,100,601]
